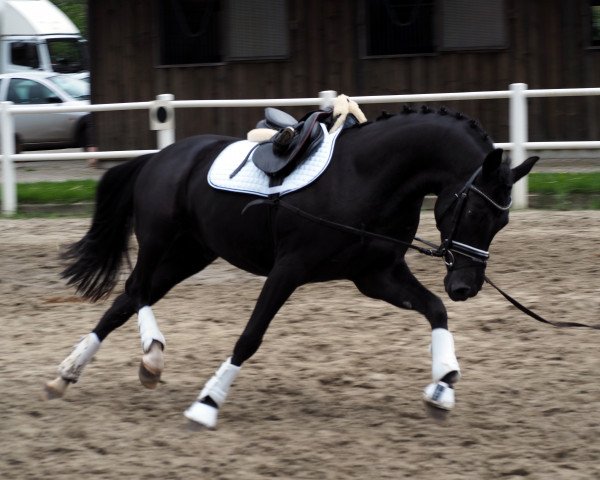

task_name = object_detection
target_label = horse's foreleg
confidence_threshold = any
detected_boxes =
[353,260,460,410]
[423,328,460,410]
[183,357,241,429]
[184,262,302,429]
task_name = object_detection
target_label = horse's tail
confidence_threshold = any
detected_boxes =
[61,154,152,302]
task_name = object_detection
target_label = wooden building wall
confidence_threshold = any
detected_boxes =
[88,0,600,151]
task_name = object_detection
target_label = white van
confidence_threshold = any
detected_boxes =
[0,0,88,75]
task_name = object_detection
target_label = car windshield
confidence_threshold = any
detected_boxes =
[48,75,90,100]
[46,38,89,74]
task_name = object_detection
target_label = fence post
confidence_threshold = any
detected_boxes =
[319,90,337,109]
[1,101,17,215]
[150,93,176,149]
[509,83,529,209]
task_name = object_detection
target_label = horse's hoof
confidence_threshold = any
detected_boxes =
[138,341,164,389]
[44,377,69,400]
[423,381,455,410]
[138,361,161,389]
[183,401,218,429]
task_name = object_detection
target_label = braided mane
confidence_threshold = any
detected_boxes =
[374,105,494,146]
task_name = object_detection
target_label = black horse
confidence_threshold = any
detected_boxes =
[45,107,539,429]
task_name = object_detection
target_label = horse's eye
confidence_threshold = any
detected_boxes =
[467,208,486,222]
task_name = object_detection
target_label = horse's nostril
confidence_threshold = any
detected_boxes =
[453,287,470,297]
[448,283,472,301]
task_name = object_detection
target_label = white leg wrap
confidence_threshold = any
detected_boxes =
[58,333,101,383]
[184,357,241,428]
[431,328,461,383]
[423,381,456,410]
[137,306,166,353]
[198,357,240,407]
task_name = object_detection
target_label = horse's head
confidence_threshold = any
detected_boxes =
[434,148,539,301]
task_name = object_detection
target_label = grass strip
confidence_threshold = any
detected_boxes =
[527,172,600,195]
[4,173,600,207]
[17,180,98,204]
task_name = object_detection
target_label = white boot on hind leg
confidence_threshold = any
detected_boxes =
[184,357,240,429]
[57,332,101,382]
[139,341,164,388]
[45,332,101,398]
[137,306,166,388]
[423,328,461,410]
[137,306,166,352]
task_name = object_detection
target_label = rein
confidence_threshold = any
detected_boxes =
[484,276,600,330]
[243,197,446,259]
[242,168,600,331]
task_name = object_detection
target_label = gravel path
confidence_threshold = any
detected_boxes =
[1,211,599,480]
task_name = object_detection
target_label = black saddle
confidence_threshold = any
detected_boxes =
[256,107,298,130]
[256,106,360,132]
[251,110,331,182]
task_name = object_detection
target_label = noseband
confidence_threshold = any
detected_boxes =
[436,165,512,268]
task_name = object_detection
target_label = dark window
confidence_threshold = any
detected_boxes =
[10,42,40,69]
[225,0,288,60]
[592,1,600,46]
[440,0,506,50]
[365,0,435,56]
[158,0,288,65]
[158,0,222,65]
[7,79,58,105]
[47,38,89,73]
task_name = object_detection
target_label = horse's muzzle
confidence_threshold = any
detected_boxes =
[444,270,484,302]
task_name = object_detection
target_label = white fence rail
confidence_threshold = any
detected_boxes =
[2,83,600,214]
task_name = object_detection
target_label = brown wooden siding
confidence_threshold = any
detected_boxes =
[89,0,600,151]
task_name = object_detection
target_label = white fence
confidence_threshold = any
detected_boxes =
[2,83,600,215]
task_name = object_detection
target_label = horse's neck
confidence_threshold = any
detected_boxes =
[356,122,482,200]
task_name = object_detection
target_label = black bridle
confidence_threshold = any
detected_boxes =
[243,166,599,330]
[434,165,512,268]
[429,167,597,329]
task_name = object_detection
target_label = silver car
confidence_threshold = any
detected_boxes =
[0,71,92,152]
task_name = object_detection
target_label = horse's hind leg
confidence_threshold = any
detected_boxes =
[44,332,102,398]
[45,234,215,398]
[184,261,303,429]
[115,222,189,386]
[132,238,216,388]
[353,259,460,411]
[44,292,135,399]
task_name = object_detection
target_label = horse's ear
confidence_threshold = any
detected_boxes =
[512,156,540,183]
[482,148,503,179]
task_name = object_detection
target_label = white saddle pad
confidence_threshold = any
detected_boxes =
[208,124,342,197]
